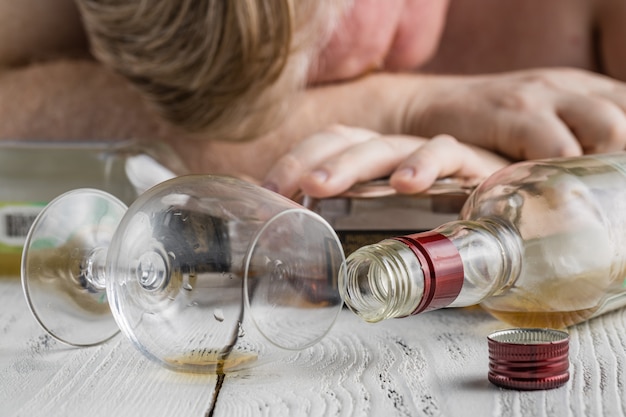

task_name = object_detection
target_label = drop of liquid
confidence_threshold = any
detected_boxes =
[213,309,225,322]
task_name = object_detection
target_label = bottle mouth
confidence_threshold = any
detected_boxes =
[340,232,465,323]
[339,240,425,322]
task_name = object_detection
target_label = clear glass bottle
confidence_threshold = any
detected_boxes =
[0,140,187,277]
[341,152,626,329]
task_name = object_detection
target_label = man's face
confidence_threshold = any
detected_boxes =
[307,0,450,84]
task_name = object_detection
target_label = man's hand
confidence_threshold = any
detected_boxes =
[407,68,626,160]
[263,125,509,198]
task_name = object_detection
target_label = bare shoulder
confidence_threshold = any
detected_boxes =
[0,0,89,68]
[423,0,597,74]
[594,0,626,80]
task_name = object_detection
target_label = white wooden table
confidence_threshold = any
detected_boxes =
[2,275,625,417]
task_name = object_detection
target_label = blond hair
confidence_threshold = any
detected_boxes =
[76,0,350,141]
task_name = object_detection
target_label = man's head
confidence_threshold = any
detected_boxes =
[77,0,448,141]
[77,0,348,141]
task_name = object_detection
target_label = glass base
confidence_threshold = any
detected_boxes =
[21,189,127,346]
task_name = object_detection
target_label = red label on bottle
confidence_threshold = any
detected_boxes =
[394,232,464,315]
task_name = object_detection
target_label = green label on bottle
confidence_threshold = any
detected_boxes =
[0,202,46,253]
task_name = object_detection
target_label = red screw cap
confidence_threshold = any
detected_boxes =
[487,328,569,390]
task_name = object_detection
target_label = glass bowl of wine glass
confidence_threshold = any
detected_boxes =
[22,175,345,373]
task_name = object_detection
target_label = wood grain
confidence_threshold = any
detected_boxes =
[3,277,626,417]
[0,279,217,417]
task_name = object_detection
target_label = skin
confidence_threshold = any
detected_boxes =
[265,0,626,198]
[2,0,626,200]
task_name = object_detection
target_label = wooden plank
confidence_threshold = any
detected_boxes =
[0,279,218,417]
[4,276,626,417]
[213,307,626,416]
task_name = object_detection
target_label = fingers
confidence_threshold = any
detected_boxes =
[556,93,626,154]
[499,112,583,160]
[264,124,509,200]
[491,94,626,159]
[389,135,509,194]
[298,134,425,197]
[262,124,376,198]
[416,69,626,161]
[511,92,626,158]
[520,68,626,156]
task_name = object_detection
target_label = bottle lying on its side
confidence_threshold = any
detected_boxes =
[339,152,626,329]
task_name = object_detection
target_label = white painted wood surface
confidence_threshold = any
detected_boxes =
[2,275,626,417]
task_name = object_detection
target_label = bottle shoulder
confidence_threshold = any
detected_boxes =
[461,154,626,225]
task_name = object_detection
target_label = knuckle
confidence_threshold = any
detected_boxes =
[521,67,580,87]
[585,103,626,148]
[323,124,377,143]
[431,133,459,146]
[552,143,582,158]
[604,120,626,147]
[490,87,537,113]
[323,123,350,135]
[276,152,305,174]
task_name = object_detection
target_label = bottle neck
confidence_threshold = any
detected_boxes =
[435,219,521,308]
[393,232,464,314]
[340,238,426,322]
[340,218,521,322]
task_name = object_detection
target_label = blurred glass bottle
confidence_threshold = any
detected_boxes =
[341,152,626,329]
[0,140,188,277]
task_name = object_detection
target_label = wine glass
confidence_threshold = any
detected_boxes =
[21,175,345,373]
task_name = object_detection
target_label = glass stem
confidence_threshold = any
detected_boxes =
[81,246,108,292]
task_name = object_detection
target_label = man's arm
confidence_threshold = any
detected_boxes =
[0,0,166,141]
[0,59,173,141]
[0,0,328,179]
[0,58,340,181]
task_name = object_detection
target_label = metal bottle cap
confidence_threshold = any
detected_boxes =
[487,328,570,390]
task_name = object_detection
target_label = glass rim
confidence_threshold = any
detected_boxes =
[243,207,345,350]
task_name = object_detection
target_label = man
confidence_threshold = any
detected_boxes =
[2,0,626,199]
